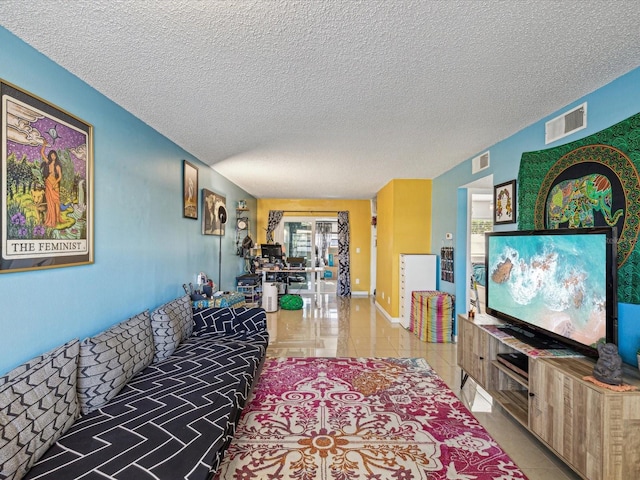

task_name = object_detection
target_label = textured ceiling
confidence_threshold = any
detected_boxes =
[2,1,640,199]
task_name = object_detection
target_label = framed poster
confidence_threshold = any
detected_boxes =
[202,188,226,236]
[494,179,517,224]
[1,80,93,273]
[183,160,198,219]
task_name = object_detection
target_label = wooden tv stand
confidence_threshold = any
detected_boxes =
[457,313,640,480]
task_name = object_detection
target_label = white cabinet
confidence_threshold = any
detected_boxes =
[399,254,436,328]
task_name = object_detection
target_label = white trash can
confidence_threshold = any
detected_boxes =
[262,283,279,312]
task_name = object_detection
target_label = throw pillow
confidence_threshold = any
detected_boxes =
[192,307,235,334]
[174,294,194,339]
[192,306,267,335]
[77,310,154,415]
[150,295,193,362]
[0,339,80,480]
[233,307,268,332]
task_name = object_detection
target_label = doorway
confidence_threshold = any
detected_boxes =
[280,217,338,294]
[463,175,493,313]
[469,192,493,312]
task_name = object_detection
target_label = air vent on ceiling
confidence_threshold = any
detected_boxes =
[545,102,587,144]
[472,151,490,174]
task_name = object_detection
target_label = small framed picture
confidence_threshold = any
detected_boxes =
[494,180,516,224]
[183,160,198,219]
[201,189,226,236]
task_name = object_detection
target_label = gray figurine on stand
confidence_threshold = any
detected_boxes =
[593,342,623,385]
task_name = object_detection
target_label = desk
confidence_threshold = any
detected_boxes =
[259,267,325,295]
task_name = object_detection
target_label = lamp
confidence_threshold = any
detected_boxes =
[217,205,227,290]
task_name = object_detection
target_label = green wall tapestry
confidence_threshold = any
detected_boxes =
[518,112,640,304]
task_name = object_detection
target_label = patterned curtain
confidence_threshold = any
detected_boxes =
[316,221,332,266]
[337,211,351,296]
[266,210,284,244]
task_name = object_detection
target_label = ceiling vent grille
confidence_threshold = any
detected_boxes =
[472,151,490,174]
[545,102,587,144]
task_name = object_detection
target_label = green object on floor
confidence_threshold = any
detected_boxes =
[280,294,303,310]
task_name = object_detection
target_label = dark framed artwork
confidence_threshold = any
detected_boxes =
[183,160,198,219]
[1,79,94,273]
[201,188,226,236]
[494,180,517,224]
[440,246,454,282]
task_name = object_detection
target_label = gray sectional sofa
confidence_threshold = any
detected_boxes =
[0,295,269,480]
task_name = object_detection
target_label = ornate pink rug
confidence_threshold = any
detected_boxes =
[215,357,527,479]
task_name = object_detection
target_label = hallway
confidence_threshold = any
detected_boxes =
[265,294,580,480]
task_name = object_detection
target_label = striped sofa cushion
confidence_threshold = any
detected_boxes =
[0,340,80,480]
[77,310,155,415]
[151,295,193,362]
[193,306,266,335]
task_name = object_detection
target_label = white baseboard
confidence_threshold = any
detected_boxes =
[374,301,400,323]
[351,290,369,297]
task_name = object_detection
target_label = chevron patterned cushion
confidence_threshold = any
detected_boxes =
[234,307,267,333]
[174,294,194,338]
[77,310,154,415]
[193,306,267,335]
[0,339,80,480]
[150,295,193,362]
[193,307,234,333]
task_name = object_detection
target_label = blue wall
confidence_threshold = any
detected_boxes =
[4,24,639,368]
[431,66,640,365]
[0,28,257,375]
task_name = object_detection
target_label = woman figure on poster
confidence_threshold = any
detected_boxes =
[40,140,62,228]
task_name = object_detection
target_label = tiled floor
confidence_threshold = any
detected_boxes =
[265,293,581,480]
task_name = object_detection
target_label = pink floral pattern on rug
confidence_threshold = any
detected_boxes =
[215,357,527,479]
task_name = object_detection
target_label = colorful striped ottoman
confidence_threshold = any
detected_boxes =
[409,291,455,343]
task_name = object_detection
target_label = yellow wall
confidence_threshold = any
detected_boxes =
[257,199,371,293]
[376,179,432,317]
[376,183,395,313]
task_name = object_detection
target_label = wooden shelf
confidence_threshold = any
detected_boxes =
[491,360,528,389]
[488,388,528,428]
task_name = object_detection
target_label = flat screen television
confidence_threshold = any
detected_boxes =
[485,227,617,357]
